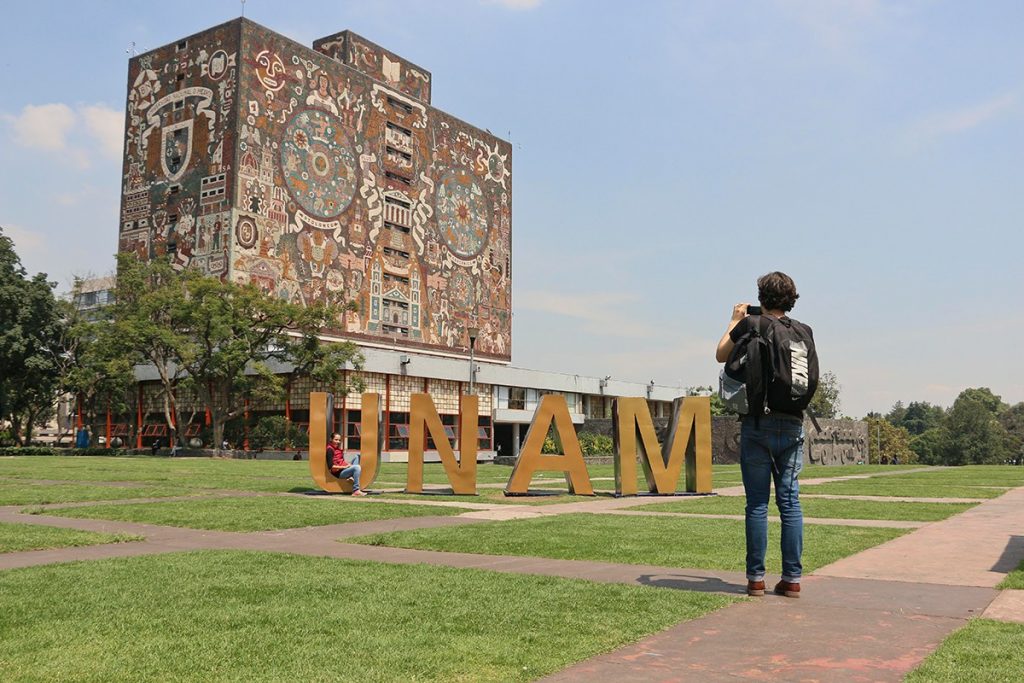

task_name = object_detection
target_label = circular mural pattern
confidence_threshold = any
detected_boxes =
[279,109,357,220]
[236,216,258,249]
[435,170,489,259]
[449,271,475,311]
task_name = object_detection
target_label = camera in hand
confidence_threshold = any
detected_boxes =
[746,305,762,315]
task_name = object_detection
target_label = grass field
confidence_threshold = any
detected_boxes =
[630,495,976,521]
[999,559,1024,590]
[906,619,1024,682]
[350,513,907,573]
[3,455,1022,681]
[800,480,1008,499]
[0,522,141,553]
[40,495,471,532]
[0,550,734,682]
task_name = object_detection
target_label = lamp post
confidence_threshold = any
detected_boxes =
[467,326,479,396]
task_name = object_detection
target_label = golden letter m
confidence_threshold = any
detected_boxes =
[613,396,712,495]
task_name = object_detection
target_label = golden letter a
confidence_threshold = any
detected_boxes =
[505,394,593,495]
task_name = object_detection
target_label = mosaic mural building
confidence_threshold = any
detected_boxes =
[119,18,512,363]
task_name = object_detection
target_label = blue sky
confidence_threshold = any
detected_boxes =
[1,0,1021,417]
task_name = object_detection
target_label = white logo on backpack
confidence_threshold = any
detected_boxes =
[790,340,809,396]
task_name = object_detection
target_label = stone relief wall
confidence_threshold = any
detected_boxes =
[583,416,868,465]
[711,417,869,465]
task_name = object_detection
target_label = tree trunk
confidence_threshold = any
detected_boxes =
[212,416,225,457]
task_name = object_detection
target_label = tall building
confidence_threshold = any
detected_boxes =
[120,18,511,363]
[117,18,679,460]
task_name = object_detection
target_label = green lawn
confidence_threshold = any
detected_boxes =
[999,558,1024,590]
[0,481,195,506]
[906,619,1024,682]
[350,513,906,574]
[800,481,1007,499]
[858,466,1024,488]
[0,550,735,682]
[43,495,471,532]
[0,522,141,553]
[376,488,590,506]
[629,496,977,522]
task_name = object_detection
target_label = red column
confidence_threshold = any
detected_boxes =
[285,379,292,421]
[243,399,250,451]
[136,385,143,449]
[106,402,112,449]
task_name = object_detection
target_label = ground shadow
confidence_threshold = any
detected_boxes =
[637,573,747,596]
[991,535,1024,573]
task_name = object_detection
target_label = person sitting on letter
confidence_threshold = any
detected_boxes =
[327,433,366,496]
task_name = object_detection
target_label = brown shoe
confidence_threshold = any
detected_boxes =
[774,580,800,598]
[746,580,765,596]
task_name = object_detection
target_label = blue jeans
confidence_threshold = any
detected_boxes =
[740,415,805,583]
[336,453,362,491]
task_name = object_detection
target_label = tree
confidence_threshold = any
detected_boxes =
[686,385,735,416]
[910,427,950,465]
[111,254,364,453]
[998,403,1024,465]
[942,388,1014,465]
[808,371,841,419]
[893,401,945,436]
[863,416,916,464]
[55,278,135,445]
[0,227,63,445]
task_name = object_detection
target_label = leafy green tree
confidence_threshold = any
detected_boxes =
[998,403,1024,464]
[55,278,135,445]
[896,401,946,436]
[0,227,63,445]
[808,371,841,419]
[686,385,735,416]
[943,389,1014,465]
[863,416,916,464]
[910,427,951,465]
[111,254,363,453]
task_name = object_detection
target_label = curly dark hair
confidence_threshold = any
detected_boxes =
[757,271,799,312]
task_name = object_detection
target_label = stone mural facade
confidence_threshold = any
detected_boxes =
[120,19,512,361]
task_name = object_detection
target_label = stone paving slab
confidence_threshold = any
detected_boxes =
[982,589,1024,624]
[816,486,1024,587]
[539,589,981,683]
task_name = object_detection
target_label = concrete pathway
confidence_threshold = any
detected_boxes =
[2,469,1024,682]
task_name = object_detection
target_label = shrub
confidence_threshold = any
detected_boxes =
[249,416,304,451]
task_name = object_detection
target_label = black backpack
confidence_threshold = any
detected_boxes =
[722,315,818,417]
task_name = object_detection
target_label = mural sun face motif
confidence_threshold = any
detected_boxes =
[436,170,489,259]
[279,109,358,220]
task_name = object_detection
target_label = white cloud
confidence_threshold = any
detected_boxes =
[776,0,895,60]
[7,103,76,151]
[81,105,125,159]
[908,94,1017,142]
[517,289,656,338]
[486,0,544,9]
[3,102,125,168]
[1,223,46,256]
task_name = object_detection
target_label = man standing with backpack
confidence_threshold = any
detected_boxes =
[716,271,818,599]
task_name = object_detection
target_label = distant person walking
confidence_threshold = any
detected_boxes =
[327,432,366,496]
[717,271,818,598]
